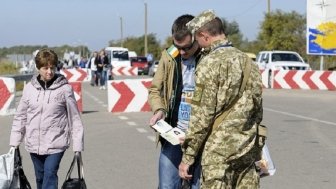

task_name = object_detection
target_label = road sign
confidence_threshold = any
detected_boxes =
[307,0,336,55]
[107,79,152,112]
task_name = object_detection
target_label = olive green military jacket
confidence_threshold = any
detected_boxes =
[181,39,263,168]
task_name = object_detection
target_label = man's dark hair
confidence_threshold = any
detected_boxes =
[198,17,225,36]
[171,14,194,41]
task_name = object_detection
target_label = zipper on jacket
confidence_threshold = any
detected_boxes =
[169,57,181,124]
[37,82,47,154]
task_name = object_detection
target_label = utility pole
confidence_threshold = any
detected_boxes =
[144,2,148,56]
[120,16,123,47]
[267,0,271,14]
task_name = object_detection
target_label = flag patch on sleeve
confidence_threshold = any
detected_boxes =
[192,83,204,106]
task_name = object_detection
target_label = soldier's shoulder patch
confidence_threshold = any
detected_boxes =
[192,83,204,106]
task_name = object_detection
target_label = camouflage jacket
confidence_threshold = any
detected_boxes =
[181,39,263,167]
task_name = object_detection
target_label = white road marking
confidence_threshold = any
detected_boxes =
[84,91,108,108]
[147,136,156,142]
[118,116,128,120]
[264,107,336,126]
[84,90,161,144]
[136,128,148,133]
[127,121,137,126]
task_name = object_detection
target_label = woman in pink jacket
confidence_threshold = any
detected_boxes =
[10,49,84,189]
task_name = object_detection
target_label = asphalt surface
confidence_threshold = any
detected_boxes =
[0,79,335,189]
[0,79,159,189]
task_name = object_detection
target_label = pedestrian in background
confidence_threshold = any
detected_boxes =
[179,10,263,189]
[148,14,202,189]
[9,48,84,189]
[98,49,109,90]
[88,51,99,86]
[79,56,88,68]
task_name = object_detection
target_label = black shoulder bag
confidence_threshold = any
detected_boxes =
[10,148,32,189]
[61,153,87,189]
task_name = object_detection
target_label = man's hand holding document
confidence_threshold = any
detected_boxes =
[151,119,185,145]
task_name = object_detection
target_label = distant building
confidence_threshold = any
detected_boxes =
[6,54,33,64]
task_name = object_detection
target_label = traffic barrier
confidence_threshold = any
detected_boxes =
[60,68,90,82]
[111,67,138,76]
[107,78,152,112]
[0,77,16,116]
[69,82,83,113]
[260,69,270,88]
[272,70,336,90]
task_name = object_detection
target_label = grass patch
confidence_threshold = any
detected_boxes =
[0,60,18,75]
[0,60,24,91]
[16,81,25,91]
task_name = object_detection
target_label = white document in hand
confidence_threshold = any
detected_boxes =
[152,119,185,145]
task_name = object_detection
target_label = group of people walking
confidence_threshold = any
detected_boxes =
[87,49,111,90]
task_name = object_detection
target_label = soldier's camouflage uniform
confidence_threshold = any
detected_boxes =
[182,10,263,189]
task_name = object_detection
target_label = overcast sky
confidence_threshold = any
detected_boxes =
[0,0,306,51]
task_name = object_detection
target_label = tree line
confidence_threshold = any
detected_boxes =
[1,10,335,70]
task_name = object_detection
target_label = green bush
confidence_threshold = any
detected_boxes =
[0,60,18,75]
[0,60,24,90]
[16,81,25,91]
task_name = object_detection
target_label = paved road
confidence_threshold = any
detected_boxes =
[261,89,336,189]
[0,80,335,189]
[0,80,159,189]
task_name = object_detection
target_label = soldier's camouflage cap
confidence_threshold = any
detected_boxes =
[186,9,216,34]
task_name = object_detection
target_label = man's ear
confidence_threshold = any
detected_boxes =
[199,31,209,42]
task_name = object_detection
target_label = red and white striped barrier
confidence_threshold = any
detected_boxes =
[0,77,16,116]
[111,67,138,76]
[69,82,83,113]
[107,78,152,112]
[60,68,89,82]
[260,69,270,88]
[272,70,336,90]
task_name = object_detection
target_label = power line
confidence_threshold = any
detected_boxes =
[228,0,264,19]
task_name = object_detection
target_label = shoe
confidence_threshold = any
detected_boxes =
[102,86,106,90]
[99,86,103,90]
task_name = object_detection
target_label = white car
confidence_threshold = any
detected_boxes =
[256,51,311,88]
[148,61,159,76]
[256,51,310,71]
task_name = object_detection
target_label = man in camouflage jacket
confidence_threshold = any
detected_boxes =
[179,10,263,189]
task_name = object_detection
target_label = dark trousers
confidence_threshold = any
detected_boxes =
[30,151,65,189]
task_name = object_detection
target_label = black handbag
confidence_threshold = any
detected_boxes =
[10,148,32,189]
[61,152,87,189]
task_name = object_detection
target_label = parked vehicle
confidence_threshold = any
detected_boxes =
[105,47,131,67]
[256,50,311,88]
[148,60,159,76]
[256,50,310,71]
[128,51,137,59]
[130,56,149,75]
